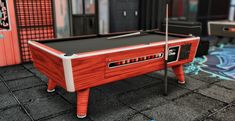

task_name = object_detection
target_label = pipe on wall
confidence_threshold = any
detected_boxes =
[229,0,235,21]
[53,0,71,38]
[98,0,109,34]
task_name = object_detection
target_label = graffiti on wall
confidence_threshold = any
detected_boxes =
[0,0,10,30]
[185,45,235,80]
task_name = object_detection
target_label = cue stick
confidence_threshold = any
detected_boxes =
[164,3,169,96]
[107,31,141,39]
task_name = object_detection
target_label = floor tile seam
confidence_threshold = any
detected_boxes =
[20,94,75,107]
[146,72,220,92]
[0,67,27,74]
[188,80,226,92]
[47,88,78,106]
[1,78,35,121]
[117,82,164,97]
[35,109,78,121]
[0,76,3,82]
[199,103,233,121]
[232,100,235,105]
[0,74,5,82]
[122,76,160,86]
[23,67,76,106]
[22,63,35,70]
[143,74,165,81]
[144,73,176,82]
[3,75,35,82]
[0,104,19,111]
[0,69,26,72]
[22,66,44,80]
[107,87,174,113]
[145,73,194,86]
[116,96,154,120]
[137,101,170,113]
[193,91,230,104]
[213,82,235,90]
[169,91,195,101]
[172,91,229,115]
[11,84,47,92]
[116,79,193,100]
[125,112,153,121]
[187,75,222,84]
[193,83,234,96]
[2,76,35,82]
[19,94,57,105]
[157,92,229,121]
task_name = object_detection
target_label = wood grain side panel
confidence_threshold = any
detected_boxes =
[105,45,165,78]
[73,39,199,90]
[72,55,106,90]
[29,45,67,89]
[105,39,199,79]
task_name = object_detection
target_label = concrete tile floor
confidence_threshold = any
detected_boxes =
[0,63,234,121]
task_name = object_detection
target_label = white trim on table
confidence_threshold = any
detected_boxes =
[62,55,76,92]
[28,41,76,92]
[208,22,211,35]
[75,37,200,59]
[28,41,63,58]
[208,21,235,25]
[193,39,200,59]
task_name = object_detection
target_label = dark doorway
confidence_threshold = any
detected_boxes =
[140,0,164,31]
[70,0,98,36]
[109,0,140,33]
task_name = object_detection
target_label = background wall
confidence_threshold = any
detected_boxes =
[98,0,109,34]
[53,0,71,38]
[229,0,235,21]
[0,0,21,66]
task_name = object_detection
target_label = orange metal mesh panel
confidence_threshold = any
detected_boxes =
[15,0,55,62]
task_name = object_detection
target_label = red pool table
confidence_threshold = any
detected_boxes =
[28,32,199,118]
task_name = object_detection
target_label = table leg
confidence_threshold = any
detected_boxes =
[77,88,90,118]
[47,79,56,92]
[172,65,185,84]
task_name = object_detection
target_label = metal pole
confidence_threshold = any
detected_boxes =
[164,3,169,96]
